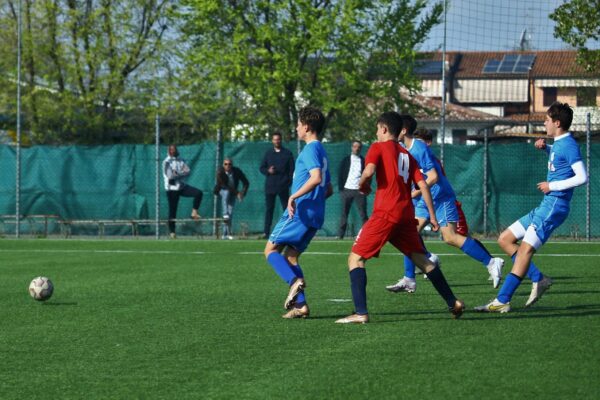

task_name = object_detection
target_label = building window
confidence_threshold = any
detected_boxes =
[543,87,557,107]
[452,129,468,144]
[577,87,596,107]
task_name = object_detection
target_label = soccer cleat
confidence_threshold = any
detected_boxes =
[423,253,441,280]
[282,305,310,319]
[284,278,306,310]
[525,276,553,308]
[449,299,465,319]
[474,298,511,313]
[486,257,504,288]
[335,313,369,324]
[385,277,416,293]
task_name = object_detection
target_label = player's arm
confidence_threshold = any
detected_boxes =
[422,167,438,186]
[358,163,376,195]
[537,161,588,194]
[287,168,322,216]
[416,179,439,232]
[535,138,552,154]
[325,182,334,199]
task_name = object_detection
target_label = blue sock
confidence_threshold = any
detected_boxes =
[267,253,296,285]
[497,273,523,304]
[460,237,493,266]
[349,268,368,315]
[512,253,543,283]
[289,264,306,306]
[404,256,416,278]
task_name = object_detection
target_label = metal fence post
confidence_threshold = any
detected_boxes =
[440,0,447,164]
[483,128,488,237]
[15,0,22,238]
[155,114,160,240]
[213,128,222,237]
[586,112,591,242]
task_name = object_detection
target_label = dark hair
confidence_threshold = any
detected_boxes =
[415,128,433,142]
[298,106,325,135]
[400,114,418,138]
[547,101,573,130]
[376,111,404,137]
[352,140,362,147]
[271,131,282,139]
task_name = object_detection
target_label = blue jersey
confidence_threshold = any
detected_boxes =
[407,139,455,202]
[289,140,331,228]
[545,133,582,201]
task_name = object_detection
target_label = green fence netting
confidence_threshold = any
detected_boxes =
[0,141,596,238]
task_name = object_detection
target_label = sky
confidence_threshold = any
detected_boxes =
[420,0,586,52]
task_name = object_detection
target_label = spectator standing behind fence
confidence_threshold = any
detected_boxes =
[214,158,249,240]
[163,145,203,239]
[259,132,295,239]
[337,140,369,239]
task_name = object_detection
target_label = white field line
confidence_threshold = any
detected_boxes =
[0,249,207,255]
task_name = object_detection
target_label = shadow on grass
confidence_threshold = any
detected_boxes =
[42,302,78,306]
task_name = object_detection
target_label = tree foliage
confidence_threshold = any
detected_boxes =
[550,0,600,73]
[180,0,442,141]
[0,0,175,144]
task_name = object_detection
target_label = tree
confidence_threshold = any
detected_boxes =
[180,0,442,141]
[550,0,600,73]
[0,0,176,144]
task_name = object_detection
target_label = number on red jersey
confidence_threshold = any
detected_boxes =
[398,152,409,183]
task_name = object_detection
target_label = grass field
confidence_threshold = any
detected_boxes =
[1,238,599,399]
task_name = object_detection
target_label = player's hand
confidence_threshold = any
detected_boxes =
[287,197,296,217]
[359,182,371,195]
[268,166,276,174]
[534,139,546,150]
[237,193,244,201]
[429,217,440,232]
[537,181,550,194]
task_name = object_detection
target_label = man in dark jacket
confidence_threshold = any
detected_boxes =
[214,158,250,239]
[337,140,368,239]
[259,132,295,238]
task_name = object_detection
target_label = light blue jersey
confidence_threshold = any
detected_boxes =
[407,139,455,202]
[545,133,582,201]
[289,140,331,228]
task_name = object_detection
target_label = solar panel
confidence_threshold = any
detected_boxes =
[482,54,536,74]
[415,61,443,74]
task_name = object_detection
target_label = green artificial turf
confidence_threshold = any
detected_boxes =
[1,239,599,399]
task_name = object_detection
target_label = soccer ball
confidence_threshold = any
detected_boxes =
[29,276,54,301]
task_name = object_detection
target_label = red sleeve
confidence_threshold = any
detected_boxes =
[408,152,424,184]
[365,143,380,166]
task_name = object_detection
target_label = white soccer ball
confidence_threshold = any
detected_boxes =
[29,276,54,301]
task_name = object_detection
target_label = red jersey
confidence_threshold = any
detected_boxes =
[365,140,424,223]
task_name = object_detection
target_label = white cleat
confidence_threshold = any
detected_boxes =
[385,277,416,293]
[474,298,511,313]
[525,276,553,308]
[487,257,504,288]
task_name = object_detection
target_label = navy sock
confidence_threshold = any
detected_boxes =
[460,237,493,266]
[349,268,368,315]
[267,252,296,285]
[497,273,523,304]
[425,267,457,308]
[289,264,306,306]
[511,253,543,283]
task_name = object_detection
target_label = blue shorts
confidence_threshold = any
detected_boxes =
[269,213,318,253]
[516,196,570,247]
[415,198,459,227]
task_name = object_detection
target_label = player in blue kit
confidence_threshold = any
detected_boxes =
[386,115,504,294]
[264,106,333,319]
[476,102,588,313]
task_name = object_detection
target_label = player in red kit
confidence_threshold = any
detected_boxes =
[335,112,464,324]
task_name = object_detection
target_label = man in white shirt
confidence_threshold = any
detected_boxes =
[337,141,368,239]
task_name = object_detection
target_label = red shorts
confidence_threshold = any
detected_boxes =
[455,200,469,236]
[352,215,425,259]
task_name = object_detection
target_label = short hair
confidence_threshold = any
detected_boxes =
[415,128,433,142]
[352,140,362,147]
[298,106,325,135]
[547,101,573,130]
[271,131,282,139]
[376,111,404,137]
[400,114,418,138]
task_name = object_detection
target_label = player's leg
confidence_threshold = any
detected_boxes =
[263,193,277,237]
[500,220,544,286]
[166,190,179,238]
[390,224,464,318]
[337,189,353,239]
[476,198,568,312]
[336,217,392,324]
[438,198,504,287]
[387,216,428,293]
[219,189,230,238]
